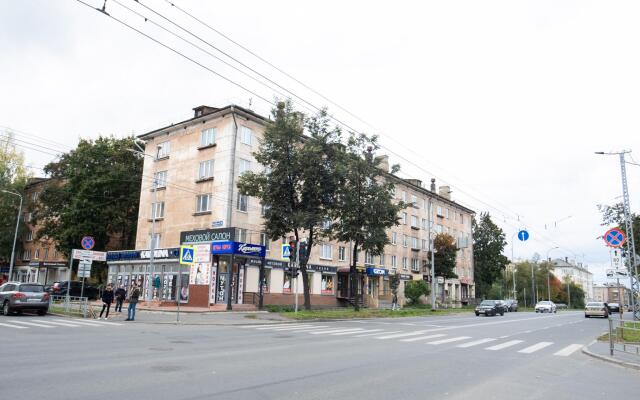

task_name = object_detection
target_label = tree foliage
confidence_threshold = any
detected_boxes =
[432,233,458,279]
[32,136,142,257]
[473,212,509,298]
[0,132,30,264]
[238,101,343,310]
[598,202,640,258]
[404,280,430,305]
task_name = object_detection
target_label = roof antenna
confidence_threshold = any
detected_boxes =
[248,97,253,109]
[99,0,110,15]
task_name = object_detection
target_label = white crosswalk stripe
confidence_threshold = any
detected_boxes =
[309,328,365,335]
[553,344,583,357]
[0,322,27,329]
[426,336,471,345]
[10,320,56,328]
[518,342,554,354]
[456,338,497,348]
[242,323,307,329]
[29,320,83,327]
[486,340,524,351]
[331,329,383,336]
[52,319,103,327]
[355,330,402,337]
[256,324,315,330]
[272,326,329,332]
[82,319,123,326]
[400,334,446,342]
[375,331,429,340]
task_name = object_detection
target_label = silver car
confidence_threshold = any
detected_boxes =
[585,301,609,318]
[0,282,50,316]
[535,301,557,313]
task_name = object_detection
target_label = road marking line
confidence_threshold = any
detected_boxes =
[309,328,364,335]
[355,330,402,337]
[9,320,55,328]
[400,334,446,342]
[79,320,123,326]
[375,331,430,340]
[554,344,584,357]
[0,322,27,329]
[52,319,103,326]
[518,342,554,354]
[426,336,471,345]
[242,323,308,329]
[270,326,329,332]
[331,329,383,336]
[456,338,497,348]
[256,324,314,330]
[28,320,83,327]
[486,340,524,351]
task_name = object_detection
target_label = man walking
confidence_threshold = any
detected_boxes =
[126,283,141,321]
[114,284,126,313]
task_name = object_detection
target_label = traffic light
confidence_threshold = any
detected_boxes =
[289,240,297,262]
[290,266,300,278]
[299,241,307,259]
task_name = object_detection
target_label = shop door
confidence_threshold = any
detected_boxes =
[337,273,350,298]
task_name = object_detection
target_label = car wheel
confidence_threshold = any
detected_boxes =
[2,301,12,316]
[585,314,589,318]
[475,312,480,316]
[37,309,47,316]
[500,311,505,316]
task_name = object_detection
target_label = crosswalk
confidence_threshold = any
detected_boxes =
[0,318,123,330]
[241,323,585,357]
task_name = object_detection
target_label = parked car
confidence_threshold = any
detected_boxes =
[475,300,505,317]
[585,301,609,318]
[607,303,620,313]
[50,280,99,300]
[535,301,557,313]
[502,299,518,312]
[0,282,49,316]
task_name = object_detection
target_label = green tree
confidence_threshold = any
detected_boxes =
[330,133,405,311]
[238,102,343,310]
[0,132,30,265]
[598,203,640,259]
[404,280,430,305]
[432,233,458,279]
[473,212,509,298]
[32,136,142,267]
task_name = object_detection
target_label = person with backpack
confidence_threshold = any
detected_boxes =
[126,282,141,321]
[114,284,126,313]
[99,284,114,320]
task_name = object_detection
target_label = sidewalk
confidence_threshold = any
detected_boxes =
[582,340,640,371]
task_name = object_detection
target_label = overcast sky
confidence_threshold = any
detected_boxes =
[2,0,640,283]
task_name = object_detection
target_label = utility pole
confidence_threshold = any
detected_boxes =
[511,232,517,299]
[429,196,436,310]
[1,190,22,281]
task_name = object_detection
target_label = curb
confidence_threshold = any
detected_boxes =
[581,342,640,371]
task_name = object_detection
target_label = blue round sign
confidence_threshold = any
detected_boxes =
[81,236,95,250]
[517,230,529,242]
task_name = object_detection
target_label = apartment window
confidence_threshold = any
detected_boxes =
[422,218,428,230]
[401,212,407,225]
[148,233,161,249]
[236,228,248,243]
[412,237,419,249]
[422,239,428,251]
[197,160,214,180]
[365,252,374,265]
[402,257,408,270]
[196,194,212,213]
[411,258,419,272]
[401,191,407,202]
[237,194,248,212]
[44,248,49,260]
[437,206,443,217]
[338,246,346,261]
[380,254,385,267]
[445,208,450,219]
[240,126,253,145]
[54,250,58,259]
[154,171,167,189]
[200,128,216,147]
[321,219,332,229]
[436,224,443,234]
[260,233,270,250]
[411,194,418,206]
[23,250,31,260]
[411,215,419,229]
[156,141,170,159]
[320,243,332,260]
[391,232,397,245]
[391,255,397,268]
[402,234,408,247]
[151,202,165,219]
[239,158,251,174]
[34,249,40,260]
[26,230,33,241]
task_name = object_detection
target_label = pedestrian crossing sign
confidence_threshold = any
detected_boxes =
[281,244,291,260]
[180,246,195,265]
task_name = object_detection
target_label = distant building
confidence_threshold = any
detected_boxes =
[592,283,627,305]
[551,257,594,300]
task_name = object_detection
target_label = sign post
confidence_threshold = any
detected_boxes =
[178,246,195,323]
[604,229,627,320]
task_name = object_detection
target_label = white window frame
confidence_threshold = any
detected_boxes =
[320,243,332,260]
[240,126,253,145]
[198,160,214,180]
[148,233,161,249]
[237,228,248,242]
[402,234,408,247]
[26,230,33,241]
[239,158,251,174]
[412,237,419,249]
[151,201,165,219]
[401,212,407,225]
[365,252,374,265]
[260,233,270,251]
[200,127,216,147]
[34,249,40,260]
[154,170,167,189]
[379,254,385,267]
[338,246,346,261]
[391,232,397,245]
[237,193,248,212]
[402,257,408,270]
[391,255,397,268]
[196,194,212,213]
[156,141,170,159]
[422,218,428,230]
[411,215,418,228]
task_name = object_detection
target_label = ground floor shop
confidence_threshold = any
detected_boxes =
[11,261,68,284]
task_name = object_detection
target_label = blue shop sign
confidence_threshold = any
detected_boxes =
[366,267,389,276]
[211,241,266,258]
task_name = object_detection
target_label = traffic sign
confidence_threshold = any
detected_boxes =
[607,269,629,279]
[517,230,529,242]
[81,236,95,250]
[72,249,106,261]
[604,228,626,248]
[180,246,195,265]
[78,260,92,278]
[281,244,291,260]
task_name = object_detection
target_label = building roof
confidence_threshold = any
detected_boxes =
[551,258,591,274]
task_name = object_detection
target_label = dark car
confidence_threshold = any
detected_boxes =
[607,303,620,313]
[475,300,505,317]
[503,299,518,312]
[0,282,50,316]
[50,280,99,300]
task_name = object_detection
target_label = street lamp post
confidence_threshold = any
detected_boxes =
[1,190,22,281]
[546,247,559,301]
[511,232,517,299]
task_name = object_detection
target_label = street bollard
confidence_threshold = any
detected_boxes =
[608,317,614,356]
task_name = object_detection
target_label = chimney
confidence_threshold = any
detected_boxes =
[439,185,451,200]
[565,256,568,263]
[376,155,390,173]
[192,105,219,118]
[405,178,422,187]
[430,178,436,192]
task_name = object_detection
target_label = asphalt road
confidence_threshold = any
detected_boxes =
[1,310,638,400]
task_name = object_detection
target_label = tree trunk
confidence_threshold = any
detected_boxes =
[258,258,265,310]
[299,228,313,310]
[351,242,359,312]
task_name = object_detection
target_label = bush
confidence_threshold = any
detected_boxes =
[404,280,430,305]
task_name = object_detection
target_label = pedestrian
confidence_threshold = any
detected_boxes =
[126,282,141,321]
[391,293,399,311]
[114,284,126,313]
[99,284,114,320]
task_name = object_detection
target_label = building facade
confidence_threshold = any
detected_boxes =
[106,105,475,309]
[592,283,627,305]
[551,257,594,301]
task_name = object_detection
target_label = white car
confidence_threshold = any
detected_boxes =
[535,301,557,313]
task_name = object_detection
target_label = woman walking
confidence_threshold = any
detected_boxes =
[99,284,114,320]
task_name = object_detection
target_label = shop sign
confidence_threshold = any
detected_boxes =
[140,249,170,259]
[106,248,179,262]
[190,262,210,285]
[243,258,288,269]
[211,241,266,258]
[307,264,338,274]
[366,267,388,276]
[180,228,235,244]
[398,274,413,281]
[194,244,211,263]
